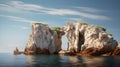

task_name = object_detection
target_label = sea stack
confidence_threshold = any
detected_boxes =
[63,22,118,56]
[24,23,64,54]
[14,47,21,55]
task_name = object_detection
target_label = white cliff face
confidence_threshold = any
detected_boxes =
[24,23,64,54]
[82,25,117,50]
[64,23,81,52]
[64,22,118,55]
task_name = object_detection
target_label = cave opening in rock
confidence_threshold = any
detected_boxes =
[62,35,68,50]
[78,32,85,51]
[61,32,85,51]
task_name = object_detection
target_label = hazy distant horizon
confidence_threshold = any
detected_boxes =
[0,0,120,53]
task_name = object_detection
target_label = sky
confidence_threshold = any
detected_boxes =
[0,0,120,53]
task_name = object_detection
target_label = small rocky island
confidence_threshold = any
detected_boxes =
[14,22,120,56]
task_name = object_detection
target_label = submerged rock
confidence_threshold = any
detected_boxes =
[63,22,118,56]
[24,23,64,54]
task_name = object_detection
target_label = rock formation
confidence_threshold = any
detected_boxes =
[14,47,21,55]
[24,23,64,54]
[63,22,118,56]
[14,22,120,56]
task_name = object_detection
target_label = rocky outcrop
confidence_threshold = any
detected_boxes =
[24,23,64,54]
[63,22,118,56]
[14,47,21,55]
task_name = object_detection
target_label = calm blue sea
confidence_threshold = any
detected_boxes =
[0,53,120,67]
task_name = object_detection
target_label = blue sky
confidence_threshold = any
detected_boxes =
[0,0,120,53]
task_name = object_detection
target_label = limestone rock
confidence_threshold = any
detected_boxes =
[63,22,118,56]
[24,23,64,54]
[22,22,118,56]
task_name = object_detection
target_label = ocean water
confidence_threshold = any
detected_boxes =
[0,53,120,67]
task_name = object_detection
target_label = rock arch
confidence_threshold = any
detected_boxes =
[23,22,118,56]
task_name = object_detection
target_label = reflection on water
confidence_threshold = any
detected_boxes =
[0,53,120,67]
[25,55,120,67]
[82,57,105,67]
[25,55,61,67]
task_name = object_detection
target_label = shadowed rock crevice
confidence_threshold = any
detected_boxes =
[78,32,85,51]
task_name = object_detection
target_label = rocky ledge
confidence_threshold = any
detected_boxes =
[14,22,120,56]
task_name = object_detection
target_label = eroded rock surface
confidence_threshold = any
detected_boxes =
[111,45,120,55]
[63,22,118,56]
[24,23,64,54]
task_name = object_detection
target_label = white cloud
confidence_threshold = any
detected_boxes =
[8,1,43,11]
[0,1,110,20]
[0,1,42,13]
[42,8,109,20]
[0,15,41,23]
[76,7,105,13]
[42,9,78,16]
